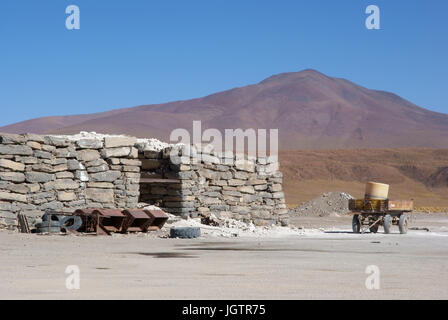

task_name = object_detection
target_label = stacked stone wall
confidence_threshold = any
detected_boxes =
[138,146,289,226]
[0,133,288,229]
[0,133,140,229]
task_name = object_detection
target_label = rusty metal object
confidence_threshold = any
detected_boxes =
[17,213,30,233]
[145,209,169,229]
[43,208,168,236]
[122,209,152,233]
[74,209,98,234]
[93,209,125,235]
[73,209,125,235]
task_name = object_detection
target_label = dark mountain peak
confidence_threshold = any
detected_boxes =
[259,69,331,85]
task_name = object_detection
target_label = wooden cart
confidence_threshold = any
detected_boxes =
[348,199,414,234]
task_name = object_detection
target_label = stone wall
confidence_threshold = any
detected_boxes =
[0,133,141,229]
[138,146,289,226]
[0,132,288,230]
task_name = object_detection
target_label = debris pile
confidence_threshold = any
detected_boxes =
[53,131,174,152]
[289,192,354,217]
[162,212,309,238]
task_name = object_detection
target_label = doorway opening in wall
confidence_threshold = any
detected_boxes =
[137,150,186,215]
[138,174,183,215]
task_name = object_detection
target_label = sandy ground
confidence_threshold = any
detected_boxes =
[0,214,447,300]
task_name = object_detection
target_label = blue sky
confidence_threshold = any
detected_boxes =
[0,0,447,126]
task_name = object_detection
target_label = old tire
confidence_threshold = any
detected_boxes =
[399,215,408,234]
[42,212,63,222]
[384,214,392,234]
[170,227,201,239]
[36,221,61,234]
[60,215,83,231]
[352,215,361,234]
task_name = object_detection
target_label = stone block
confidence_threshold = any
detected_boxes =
[234,171,249,180]
[58,192,76,202]
[77,150,101,162]
[44,136,69,147]
[52,179,79,190]
[120,159,141,166]
[0,133,26,144]
[76,138,104,149]
[122,166,140,172]
[54,147,77,158]
[4,183,28,194]
[14,156,37,164]
[87,164,109,173]
[0,145,33,156]
[56,171,74,179]
[237,186,255,194]
[75,170,89,182]
[0,159,25,171]
[53,164,69,173]
[0,192,27,203]
[86,188,114,203]
[90,171,121,182]
[235,159,255,172]
[101,147,131,158]
[24,133,45,143]
[26,141,42,150]
[228,179,246,186]
[31,164,53,173]
[34,150,52,159]
[41,201,64,210]
[272,192,284,199]
[87,182,114,189]
[104,136,137,148]
[25,172,54,183]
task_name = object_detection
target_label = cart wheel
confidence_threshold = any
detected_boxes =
[369,224,379,234]
[384,214,392,234]
[399,214,408,234]
[352,215,361,233]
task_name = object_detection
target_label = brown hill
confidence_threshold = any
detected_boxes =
[280,148,448,207]
[1,69,448,149]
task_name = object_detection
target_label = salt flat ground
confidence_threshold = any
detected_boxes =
[0,214,447,300]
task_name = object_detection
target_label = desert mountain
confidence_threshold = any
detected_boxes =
[1,69,448,149]
[280,149,448,207]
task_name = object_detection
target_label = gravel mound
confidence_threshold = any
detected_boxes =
[289,192,354,217]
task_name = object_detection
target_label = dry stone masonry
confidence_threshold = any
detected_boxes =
[0,132,288,230]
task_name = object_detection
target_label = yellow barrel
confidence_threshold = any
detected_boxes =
[364,182,389,200]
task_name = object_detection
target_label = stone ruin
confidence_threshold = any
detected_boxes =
[0,132,288,230]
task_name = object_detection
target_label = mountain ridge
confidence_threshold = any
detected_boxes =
[1,69,448,149]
